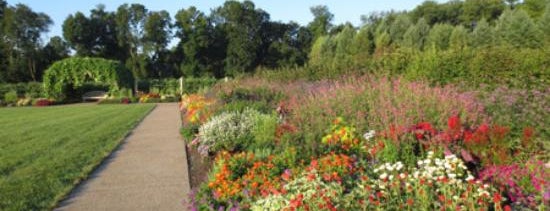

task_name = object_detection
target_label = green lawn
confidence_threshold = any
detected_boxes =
[0,104,155,211]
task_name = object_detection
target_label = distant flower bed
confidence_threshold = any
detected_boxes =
[34,98,54,107]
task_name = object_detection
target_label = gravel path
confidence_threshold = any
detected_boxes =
[56,103,190,211]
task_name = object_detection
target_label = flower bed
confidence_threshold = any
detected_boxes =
[180,76,549,210]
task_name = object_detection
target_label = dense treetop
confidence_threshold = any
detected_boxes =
[1,0,550,83]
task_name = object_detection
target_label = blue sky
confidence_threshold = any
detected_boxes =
[12,0,444,40]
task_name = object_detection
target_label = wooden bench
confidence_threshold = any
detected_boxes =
[82,91,108,101]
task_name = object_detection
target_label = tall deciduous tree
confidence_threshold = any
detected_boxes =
[116,3,148,87]
[1,3,51,82]
[143,10,171,77]
[63,5,121,59]
[211,0,269,76]
[175,6,211,77]
[308,5,334,41]
[40,36,69,74]
[461,0,505,26]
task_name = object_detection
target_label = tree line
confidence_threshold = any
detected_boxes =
[1,0,550,84]
[303,0,550,89]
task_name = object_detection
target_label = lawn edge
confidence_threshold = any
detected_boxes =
[48,104,157,210]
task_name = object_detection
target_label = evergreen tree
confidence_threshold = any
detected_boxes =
[449,25,469,50]
[538,2,550,43]
[470,19,494,47]
[352,26,374,60]
[496,9,543,48]
[333,25,356,68]
[426,23,454,50]
[402,18,430,50]
[388,14,412,46]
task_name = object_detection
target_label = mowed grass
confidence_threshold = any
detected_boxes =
[0,104,155,211]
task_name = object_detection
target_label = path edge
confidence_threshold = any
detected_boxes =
[49,104,157,210]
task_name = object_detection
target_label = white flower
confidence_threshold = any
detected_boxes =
[448,173,457,179]
[465,175,474,181]
[395,162,404,171]
[380,173,388,180]
[389,175,394,181]
[399,173,406,179]
[363,130,376,140]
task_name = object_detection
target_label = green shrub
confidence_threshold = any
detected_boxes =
[0,82,45,99]
[3,90,18,104]
[197,108,269,154]
[218,100,273,114]
[250,114,279,150]
[183,77,218,94]
[138,77,217,96]
[181,125,199,142]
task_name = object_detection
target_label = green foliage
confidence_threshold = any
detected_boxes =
[449,25,469,49]
[426,23,453,50]
[43,57,134,100]
[333,25,355,69]
[496,9,543,48]
[198,108,268,153]
[0,82,44,99]
[470,18,494,47]
[212,1,268,76]
[308,5,334,40]
[402,18,430,50]
[461,0,506,24]
[3,90,17,104]
[539,2,550,43]
[351,26,374,62]
[250,114,279,150]
[0,3,53,82]
[388,14,412,45]
[138,77,216,96]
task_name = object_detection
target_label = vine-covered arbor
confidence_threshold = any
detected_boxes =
[43,57,134,99]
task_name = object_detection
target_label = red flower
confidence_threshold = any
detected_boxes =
[504,205,512,211]
[406,198,414,206]
[463,130,473,143]
[448,115,461,130]
[477,123,489,134]
[493,192,502,203]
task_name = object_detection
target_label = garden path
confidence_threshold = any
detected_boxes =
[55,103,190,211]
